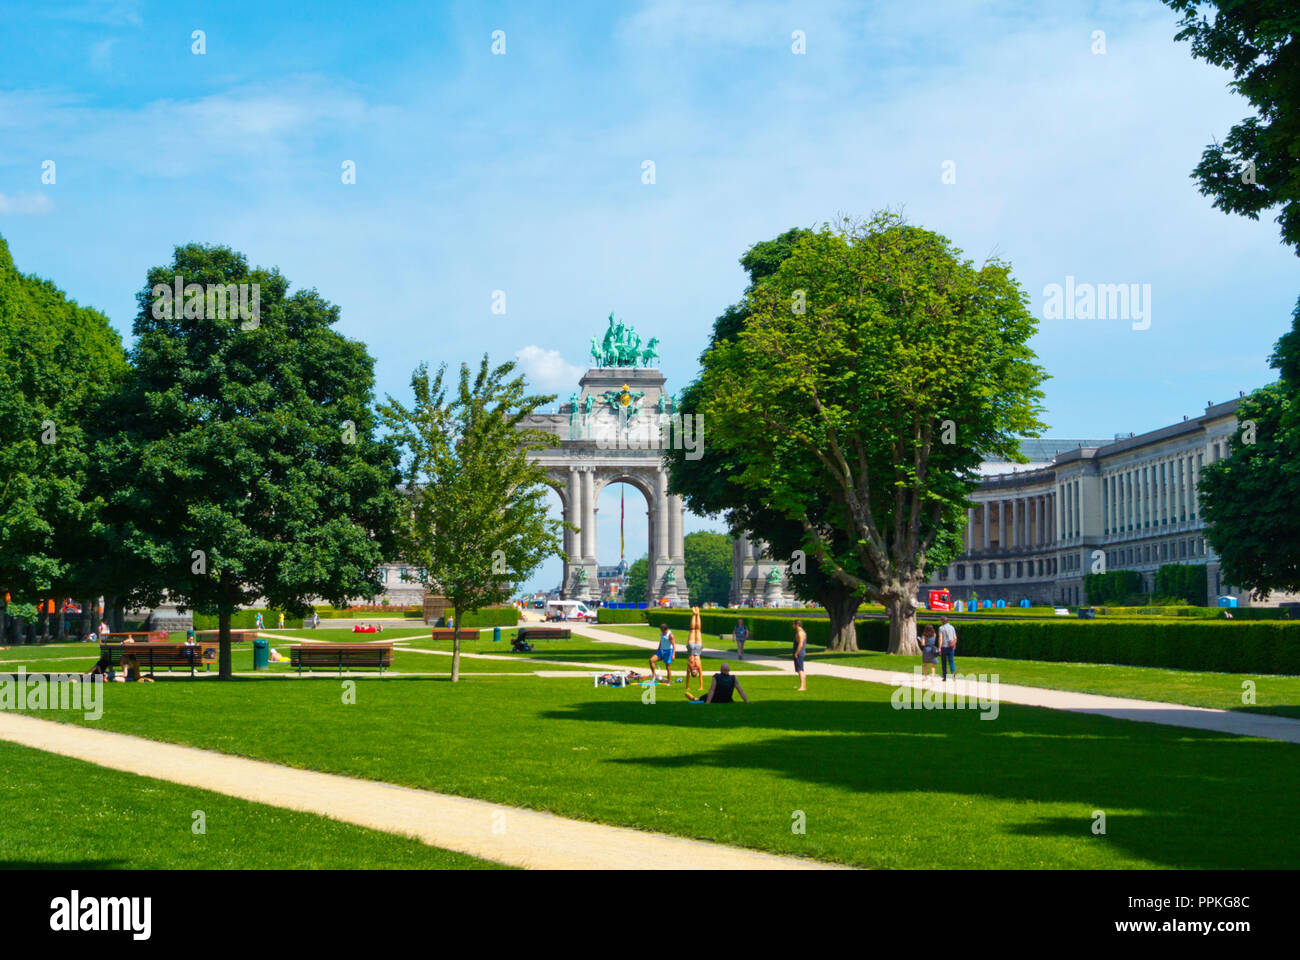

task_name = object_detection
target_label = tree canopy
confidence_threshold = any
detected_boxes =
[97,243,401,677]
[697,213,1044,652]
[1163,0,1300,253]
[1201,296,1300,596]
[380,355,564,681]
[683,531,733,606]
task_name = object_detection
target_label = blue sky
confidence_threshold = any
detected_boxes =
[2,0,1296,592]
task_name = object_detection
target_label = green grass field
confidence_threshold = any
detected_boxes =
[12,672,1300,869]
[596,624,1300,717]
[0,739,503,869]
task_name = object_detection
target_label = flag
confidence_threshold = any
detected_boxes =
[620,486,625,559]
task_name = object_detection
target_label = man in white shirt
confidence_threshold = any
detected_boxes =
[938,616,958,680]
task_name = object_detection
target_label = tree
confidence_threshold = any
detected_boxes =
[1163,1,1300,254]
[0,234,127,641]
[699,213,1044,653]
[668,228,872,650]
[622,555,649,604]
[683,531,732,605]
[380,356,564,681]
[98,244,402,678]
[1201,297,1300,595]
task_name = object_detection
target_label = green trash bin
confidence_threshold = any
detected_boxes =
[493,626,502,643]
[253,636,269,670]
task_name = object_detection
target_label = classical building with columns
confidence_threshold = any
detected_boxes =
[730,533,799,607]
[517,318,691,605]
[924,398,1283,607]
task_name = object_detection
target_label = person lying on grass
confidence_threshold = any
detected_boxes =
[649,623,676,684]
[686,662,748,703]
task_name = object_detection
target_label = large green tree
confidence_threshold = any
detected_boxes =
[380,356,564,681]
[683,531,732,606]
[699,214,1044,653]
[1201,297,1300,595]
[1164,0,1300,254]
[668,228,872,649]
[98,244,401,677]
[0,235,127,641]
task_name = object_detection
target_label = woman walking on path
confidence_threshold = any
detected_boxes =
[920,625,939,684]
[793,620,807,692]
[733,618,748,660]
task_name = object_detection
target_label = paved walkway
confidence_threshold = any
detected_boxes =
[0,711,839,870]
[572,624,1300,744]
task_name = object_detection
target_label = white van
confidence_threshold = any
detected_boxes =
[545,600,596,622]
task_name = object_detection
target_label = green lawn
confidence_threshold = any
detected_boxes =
[0,739,503,869]
[809,650,1300,719]
[13,673,1300,869]
[596,625,1300,718]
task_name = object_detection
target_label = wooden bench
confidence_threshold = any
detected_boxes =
[429,628,477,642]
[99,642,216,677]
[289,643,393,675]
[515,627,571,642]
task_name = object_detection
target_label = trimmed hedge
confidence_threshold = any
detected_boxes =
[1096,605,1289,620]
[648,610,1300,674]
[1084,569,1144,605]
[457,607,519,628]
[1154,564,1209,607]
[945,619,1300,674]
[598,608,647,624]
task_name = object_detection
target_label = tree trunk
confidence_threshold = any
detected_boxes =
[55,600,66,642]
[884,584,921,655]
[822,589,860,651]
[218,602,233,681]
[451,606,461,683]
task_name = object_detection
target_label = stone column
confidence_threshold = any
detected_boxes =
[981,501,990,550]
[668,493,688,604]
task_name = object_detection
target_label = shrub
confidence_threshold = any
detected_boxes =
[458,607,519,628]
[597,608,647,624]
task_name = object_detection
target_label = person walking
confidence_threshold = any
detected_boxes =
[255,611,264,630]
[920,625,939,684]
[938,615,958,680]
[792,619,807,692]
[733,618,748,660]
[649,623,676,685]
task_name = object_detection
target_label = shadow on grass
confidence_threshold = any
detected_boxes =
[0,859,130,869]
[542,697,1300,868]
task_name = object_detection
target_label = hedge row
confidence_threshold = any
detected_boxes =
[1096,605,1290,620]
[647,610,1300,674]
[945,620,1300,674]
[456,607,519,628]
[1084,569,1144,605]
[597,608,648,624]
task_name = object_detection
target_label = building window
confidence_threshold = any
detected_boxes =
[956,565,966,581]
[1016,561,1023,578]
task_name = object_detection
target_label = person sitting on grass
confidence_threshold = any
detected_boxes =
[118,653,154,683]
[649,623,676,684]
[686,662,748,703]
[685,606,706,695]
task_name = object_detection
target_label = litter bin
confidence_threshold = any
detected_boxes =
[493,626,502,643]
[253,636,269,670]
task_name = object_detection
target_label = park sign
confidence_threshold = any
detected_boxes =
[589,312,660,368]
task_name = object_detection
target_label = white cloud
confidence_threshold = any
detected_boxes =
[514,345,585,396]
[0,192,54,215]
